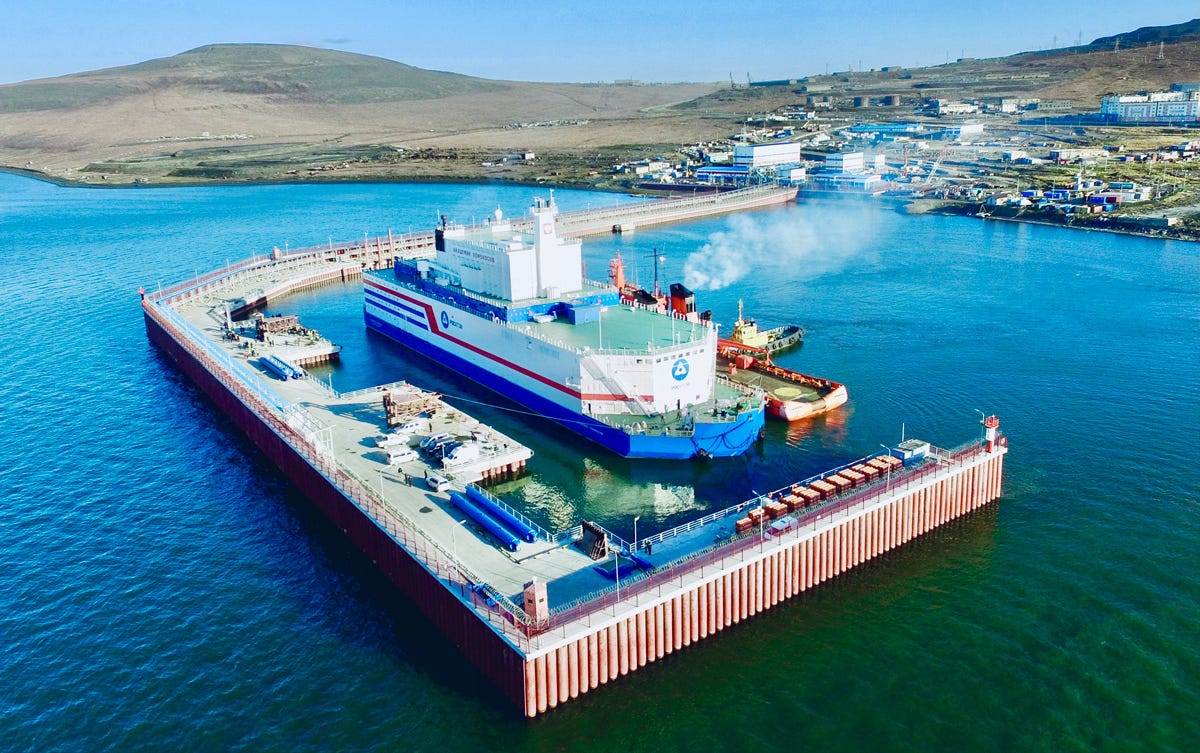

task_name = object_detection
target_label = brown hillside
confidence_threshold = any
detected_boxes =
[1,25,1197,187]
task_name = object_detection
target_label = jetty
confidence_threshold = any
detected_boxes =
[141,187,1007,718]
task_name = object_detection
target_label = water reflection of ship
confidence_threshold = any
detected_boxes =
[783,401,850,447]
[577,457,703,522]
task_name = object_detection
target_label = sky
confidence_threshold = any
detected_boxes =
[1,1,1194,85]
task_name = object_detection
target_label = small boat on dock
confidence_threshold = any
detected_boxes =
[726,300,803,354]
[717,341,847,421]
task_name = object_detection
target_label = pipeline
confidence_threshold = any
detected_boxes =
[465,485,539,543]
[448,491,521,552]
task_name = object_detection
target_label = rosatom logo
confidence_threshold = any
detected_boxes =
[440,311,449,329]
[672,358,689,381]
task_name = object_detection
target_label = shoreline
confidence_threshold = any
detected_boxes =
[0,164,631,194]
[926,201,1200,243]
[4,164,1194,243]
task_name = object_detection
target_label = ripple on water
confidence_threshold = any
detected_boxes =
[1,178,1198,751]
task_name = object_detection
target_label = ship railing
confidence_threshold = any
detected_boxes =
[589,412,700,437]
[148,255,274,303]
[276,229,437,264]
[634,497,766,552]
[421,185,788,243]
[550,185,788,227]
[301,371,339,397]
[634,446,912,553]
[152,253,349,312]
[542,439,1001,632]
[551,524,584,547]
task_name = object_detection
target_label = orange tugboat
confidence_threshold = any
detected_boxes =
[718,339,847,421]
[608,253,845,421]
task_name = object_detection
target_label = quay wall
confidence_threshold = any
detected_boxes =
[141,188,1004,718]
[141,298,531,709]
[518,446,1005,717]
[267,185,799,268]
[230,266,363,318]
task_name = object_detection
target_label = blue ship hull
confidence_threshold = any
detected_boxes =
[365,311,763,459]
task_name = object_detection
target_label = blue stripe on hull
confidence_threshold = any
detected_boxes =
[364,307,763,459]
[364,288,429,330]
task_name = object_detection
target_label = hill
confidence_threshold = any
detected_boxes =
[1,24,1197,189]
[0,43,724,185]
[683,19,1200,117]
[1086,18,1200,51]
[0,44,505,114]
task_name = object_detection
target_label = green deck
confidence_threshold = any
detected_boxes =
[520,302,709,354]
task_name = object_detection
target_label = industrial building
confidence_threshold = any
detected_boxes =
[733,142,804,168]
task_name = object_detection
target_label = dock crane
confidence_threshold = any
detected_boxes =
[925,143,951,184]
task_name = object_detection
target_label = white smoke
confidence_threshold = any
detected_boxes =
[683,205,881,291]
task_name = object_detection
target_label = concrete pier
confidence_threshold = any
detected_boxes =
[518,442,1005,715]
[141,189,1006,718]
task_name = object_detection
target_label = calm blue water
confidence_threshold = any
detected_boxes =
[2,174,1197,752]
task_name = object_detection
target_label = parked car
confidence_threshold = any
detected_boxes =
[419,433,451,453]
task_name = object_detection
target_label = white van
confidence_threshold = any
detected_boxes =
[374,433,410,449]
[387,446,419,464]
[393,418,427,435]
[426,473,451,493]
[442,442,481,468]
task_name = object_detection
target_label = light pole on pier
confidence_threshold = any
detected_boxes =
[614,547,621,604]
[879,445,893,491]
[752,489,765,551]
[633,515,641,555]
[973,408,986,445]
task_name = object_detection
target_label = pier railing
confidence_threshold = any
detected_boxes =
[543,441,999,633]
[465,484,558,544]
[146,296,541,650]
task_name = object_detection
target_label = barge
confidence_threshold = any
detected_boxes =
[719,345,848,421]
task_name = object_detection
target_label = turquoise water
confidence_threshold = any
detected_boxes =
[2,174,1198,751]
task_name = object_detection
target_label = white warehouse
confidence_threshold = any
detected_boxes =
[733,142,804,168]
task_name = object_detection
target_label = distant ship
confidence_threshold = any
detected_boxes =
[725,300,803,354]
[363,195,765,459]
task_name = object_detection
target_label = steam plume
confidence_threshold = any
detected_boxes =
[683,205,881,291]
